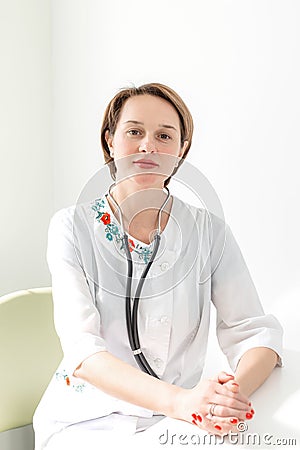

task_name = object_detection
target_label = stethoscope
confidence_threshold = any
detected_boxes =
[107,182,171,378]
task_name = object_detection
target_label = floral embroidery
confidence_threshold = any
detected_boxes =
[91,197,153,264]
[56,370,86,393]
[100,212,111,225]
[128,239,135,252]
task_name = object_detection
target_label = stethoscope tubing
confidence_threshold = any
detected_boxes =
[107,183,170,378]
[124,233,161,378]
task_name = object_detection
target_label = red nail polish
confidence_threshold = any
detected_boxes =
[251,409,255,415]
[248,402,252,406]
[230,418,238,424]
[192,419,197,425]
[214,424,222,431]
[246,413,253,420]
[197,415,202,422]
[192,413,197,420]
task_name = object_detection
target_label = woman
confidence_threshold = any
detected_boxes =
[33,83,283,449]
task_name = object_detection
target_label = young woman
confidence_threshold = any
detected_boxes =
[33,83,283,449]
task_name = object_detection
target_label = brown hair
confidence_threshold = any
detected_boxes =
[100,82,194,187]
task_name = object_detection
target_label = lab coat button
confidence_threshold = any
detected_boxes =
[160,262,169,271]
[154,358,163,368]
[160,316,169,324]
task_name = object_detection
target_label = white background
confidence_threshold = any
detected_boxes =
[1,0,300,353]
[1,2,300,447]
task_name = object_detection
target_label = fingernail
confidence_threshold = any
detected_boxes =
[192,419,197,425]
[248,402,252,406]
[231,382,239,387]
[214,424,222,431]
[191,413,197,420]
[230,418,238,424]
[197,414,203,422]
[225,373,234,378]
[246,412,253,420]
[251,409,255,415]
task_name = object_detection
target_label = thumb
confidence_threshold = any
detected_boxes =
[216,371,235,385]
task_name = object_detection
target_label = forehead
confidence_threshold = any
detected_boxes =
[119,94,180,126]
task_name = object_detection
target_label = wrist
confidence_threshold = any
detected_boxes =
[166,385,187,419]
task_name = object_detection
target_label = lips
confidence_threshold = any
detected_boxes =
[133,158,159,167]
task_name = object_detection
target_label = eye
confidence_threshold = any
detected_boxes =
[127,129,142,136]
[158,133,171,140]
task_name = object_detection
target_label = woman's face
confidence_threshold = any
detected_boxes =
[105,94,188,188]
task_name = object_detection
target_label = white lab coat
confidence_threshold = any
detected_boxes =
[33,192,283,449]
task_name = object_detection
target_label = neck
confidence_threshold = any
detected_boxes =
[108,180,170,232]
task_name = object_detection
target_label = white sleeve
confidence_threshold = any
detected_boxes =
[210,219,283,372]
[47,208,107,375]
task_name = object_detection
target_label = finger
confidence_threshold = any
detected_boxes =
[191,412,238,437]
[211,371,234,383]
[207,402,255,422]
[209,415,239,436]
[211,412,255,432]
[222,381,253,408]
[213,393,251,412]
[217,371,235,385]
[225,379,240,393]
[215,382,250,405]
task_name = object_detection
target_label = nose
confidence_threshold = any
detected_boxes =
[138,139,157,153]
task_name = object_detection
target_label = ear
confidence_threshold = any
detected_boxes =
[105,130,114,150]
[178,140,189,158]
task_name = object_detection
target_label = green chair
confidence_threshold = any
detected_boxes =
[0,287,63,447]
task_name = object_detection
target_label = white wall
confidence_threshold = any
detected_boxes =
[1,0,299,332]
[0,0,52,295]
[51,0,300,315]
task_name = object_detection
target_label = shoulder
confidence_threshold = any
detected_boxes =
[50,204,75,223]
[49,197,103,227]
[48,205,76,236]
[172,193,226,230]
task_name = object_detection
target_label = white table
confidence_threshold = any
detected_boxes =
[133,351,299,449]
[132,298,300,449]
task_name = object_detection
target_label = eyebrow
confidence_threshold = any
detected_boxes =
[123,120,178,133]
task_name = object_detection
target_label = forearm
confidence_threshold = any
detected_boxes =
[74,351,182,417]
[234,347,279,397]
[74,351,253,435]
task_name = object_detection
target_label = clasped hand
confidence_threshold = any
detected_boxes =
[173,372,254,436]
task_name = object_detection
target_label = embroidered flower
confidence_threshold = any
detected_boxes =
[91,196,154,264]
[109,224,119,235]
[128,238,135,252]
[74,384,85,393]
[100,212,111,225]
[56,370,86,393]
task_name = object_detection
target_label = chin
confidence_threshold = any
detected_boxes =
[131,173,165,188]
